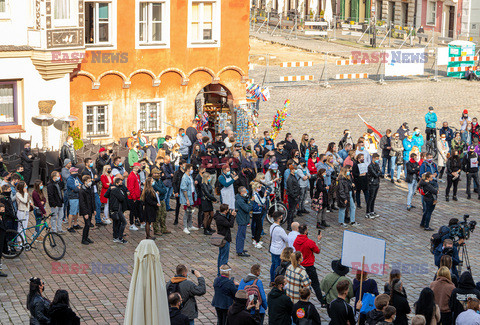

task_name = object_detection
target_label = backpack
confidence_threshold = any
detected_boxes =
[166,281,190,308]
[274,263,288,278]
[244,279,262,307]
[430,226,450,254]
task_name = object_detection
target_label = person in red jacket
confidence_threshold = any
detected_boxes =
[293,224,324,304]
[127,162,143,231]
[307,151,320,199]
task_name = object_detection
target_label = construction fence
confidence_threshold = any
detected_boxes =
[248,48,480,87]
[250,9,480,48]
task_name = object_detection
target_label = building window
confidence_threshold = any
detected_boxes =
[426,0,436,25]
[0,82,16,126]
[54,0,71,20]
[0,0,6,13]
[85,2,112,45]
[188,0,221,47]
[138,1,164,44]
[85,104,109,137]
[139,101,163,132]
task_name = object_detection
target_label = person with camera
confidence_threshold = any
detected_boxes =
[166,264,206,325]
[169,293,190,325]
[434,238,461,278]
[226,289,261,325]
[214,204,237,276]
[462,145,480,200]
[418,172,438,231]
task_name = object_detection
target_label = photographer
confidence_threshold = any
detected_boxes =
[434,238,461,278]
[166,264,206,324]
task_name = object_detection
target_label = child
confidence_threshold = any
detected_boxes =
[366,294,390,325]
[411,315,426,325]
[378,306,396,324]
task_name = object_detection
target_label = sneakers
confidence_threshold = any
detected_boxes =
[340,223,348,227]
[73,224,82,229]
[255,243,263,249]
[453,196,458,201]
[350,222,360,226]
[188,226,199,231]
[140,223,146,229]
[119,239,128,244]
[103,218,112,224]
[67,227,76,233]
[113,238,120,243]
[183,228,191,234]
[129,224,139,231]
[372,212,380,218]
[365,213,375,219]
[81,240,89,245]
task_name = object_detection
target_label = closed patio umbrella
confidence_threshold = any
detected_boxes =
[124,239,170,325]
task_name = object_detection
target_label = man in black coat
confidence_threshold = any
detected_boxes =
[104,177,129,243]
[46,172,64,233]
[366,153,381,219]
[328,280,356,325]
[82,158,104,226]
[214,204,236,276]
[226,290,261,325]
[284,133,299,156]
[60,136,77,166]
[172,160,186,225]
[286,160,300,231]
[96,147,113,175]
[267,275,293,325]
[20,143,34,185]
[79,175,95,245]
[169,293,190,325]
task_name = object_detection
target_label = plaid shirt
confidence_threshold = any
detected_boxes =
[285,265,311,303]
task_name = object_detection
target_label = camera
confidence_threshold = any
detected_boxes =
[442,246,454,257]
[191,269,196,275]
[109,149,113,154]
[449,214,477,242]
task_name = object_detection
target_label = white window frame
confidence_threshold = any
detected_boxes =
[85,0,117,50]
[136,99,165,134]
[83,101,112,138]
[135,0,170,49]
[187,0,221,48]
[426,0,436,26]
[53,0,77,27]
[0,0,11,19]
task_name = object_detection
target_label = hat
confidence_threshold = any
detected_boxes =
[331,259,350,276]
[269,162,279,170]
[99,147,106,153]
[367,128,373,134]
[464,109,469,114]
[63,159,71,167]
[133,162,141,167]
[428,106,434,110]
[69,167,78,173]
[235,290,248,299]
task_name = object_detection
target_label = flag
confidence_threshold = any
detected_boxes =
[358,114,383,138]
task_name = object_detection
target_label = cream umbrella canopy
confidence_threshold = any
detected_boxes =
[124,240,170,325]
[324,0,333,27]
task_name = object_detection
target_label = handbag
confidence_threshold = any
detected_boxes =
[210,232,226,247]
[359,292,376,314]
[311,192,323,212]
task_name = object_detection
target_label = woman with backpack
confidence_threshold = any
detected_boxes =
[291,288,322,325]
[251,182,267,249]
[275,247,293,279]
[284,251,312,304]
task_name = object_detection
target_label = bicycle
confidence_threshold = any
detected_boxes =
[425,129,438,159]
[266,185,287,224]
[4,213,66,261]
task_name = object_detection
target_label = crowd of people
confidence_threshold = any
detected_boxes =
[1,107,480,324]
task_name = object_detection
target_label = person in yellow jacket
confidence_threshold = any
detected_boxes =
[364,129,379,155]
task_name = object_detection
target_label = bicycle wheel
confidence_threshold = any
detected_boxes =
[3,229,24,259]
[43,232,66,260]
[267,202,288,224]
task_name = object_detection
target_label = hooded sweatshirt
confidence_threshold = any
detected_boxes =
[366,309,385,325]
[226,298,260,325]
[267,287,294,325]
[169,307,190,325]
[293,234,320,267]
[49,303,80,325]
[449,272,480,321]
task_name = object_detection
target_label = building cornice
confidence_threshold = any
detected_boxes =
[31,49,85,81]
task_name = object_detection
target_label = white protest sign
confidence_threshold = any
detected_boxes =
[385,48,425,77]
[437,47,450,66]
[341,230,386,275]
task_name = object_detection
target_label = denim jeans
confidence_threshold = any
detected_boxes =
[407,179,417,207]
[33,209,42,236]
[421,200,436,228]
[164,186,174,210]
[50,206,63,233]
[94,192,102,223]
[382,157,392,175]
[389,156,400,179]
[270,253,281,283]
[63,189,69,221]
[217,241,230,276]
[236,225,247,254]
[339,191,355,223]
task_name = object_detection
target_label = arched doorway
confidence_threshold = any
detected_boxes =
[194,83,235,137]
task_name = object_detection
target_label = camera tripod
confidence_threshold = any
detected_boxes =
[458,243,472,274]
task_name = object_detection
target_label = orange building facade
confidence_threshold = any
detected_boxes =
[70,0,249,141]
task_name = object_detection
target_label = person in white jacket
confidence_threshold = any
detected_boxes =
[269,211,288,284]
[15,181,31,240]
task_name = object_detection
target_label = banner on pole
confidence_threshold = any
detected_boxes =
[341,230,387,275]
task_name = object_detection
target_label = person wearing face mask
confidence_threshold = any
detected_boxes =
[275,142,290,200]
[27,277,50,324]
[20,142,35,185]
[307,151,320,199]
[364,129,379,155]
[412,128,425,153]
[47,171,64,233]
[462,145,480,200]
[352,154,369,210]
[79,175,95,245]
[403,132,415,167]
[445,150,462,202]
[0,184,17,233]
[60,136,77,166]
[100,165,114,222]
[96,147,113,175]
[419,153,439,187]
[405,153,420,211]
[82,158,104,227]
[140,176,159,240]
[366,153,381,219]
[111,156,128,178]
[104,176,129,244]
[439,122,454,148]
[437,134,449,182]
[284,133,299,156]
[451,132,466,157]
[127,163,143,231]
[286,160,301,231]
[418,172,438,231]
[235,186,253,257]
[339,129,355,150]
[299,134,309,158]
[396,122,410,141]
[0,202,7,277]
[459,110,471,143]
[337,166,358,227]
[128,141,141,167]
[218,165,238,210]
[425,106,438,142]
[389,133,404,183]
[66,167,82,232]
[177,128,192,162]
[355,141,371,165]
[295,159,311,215]
[379,129,392,178]
[180,164,198,234]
